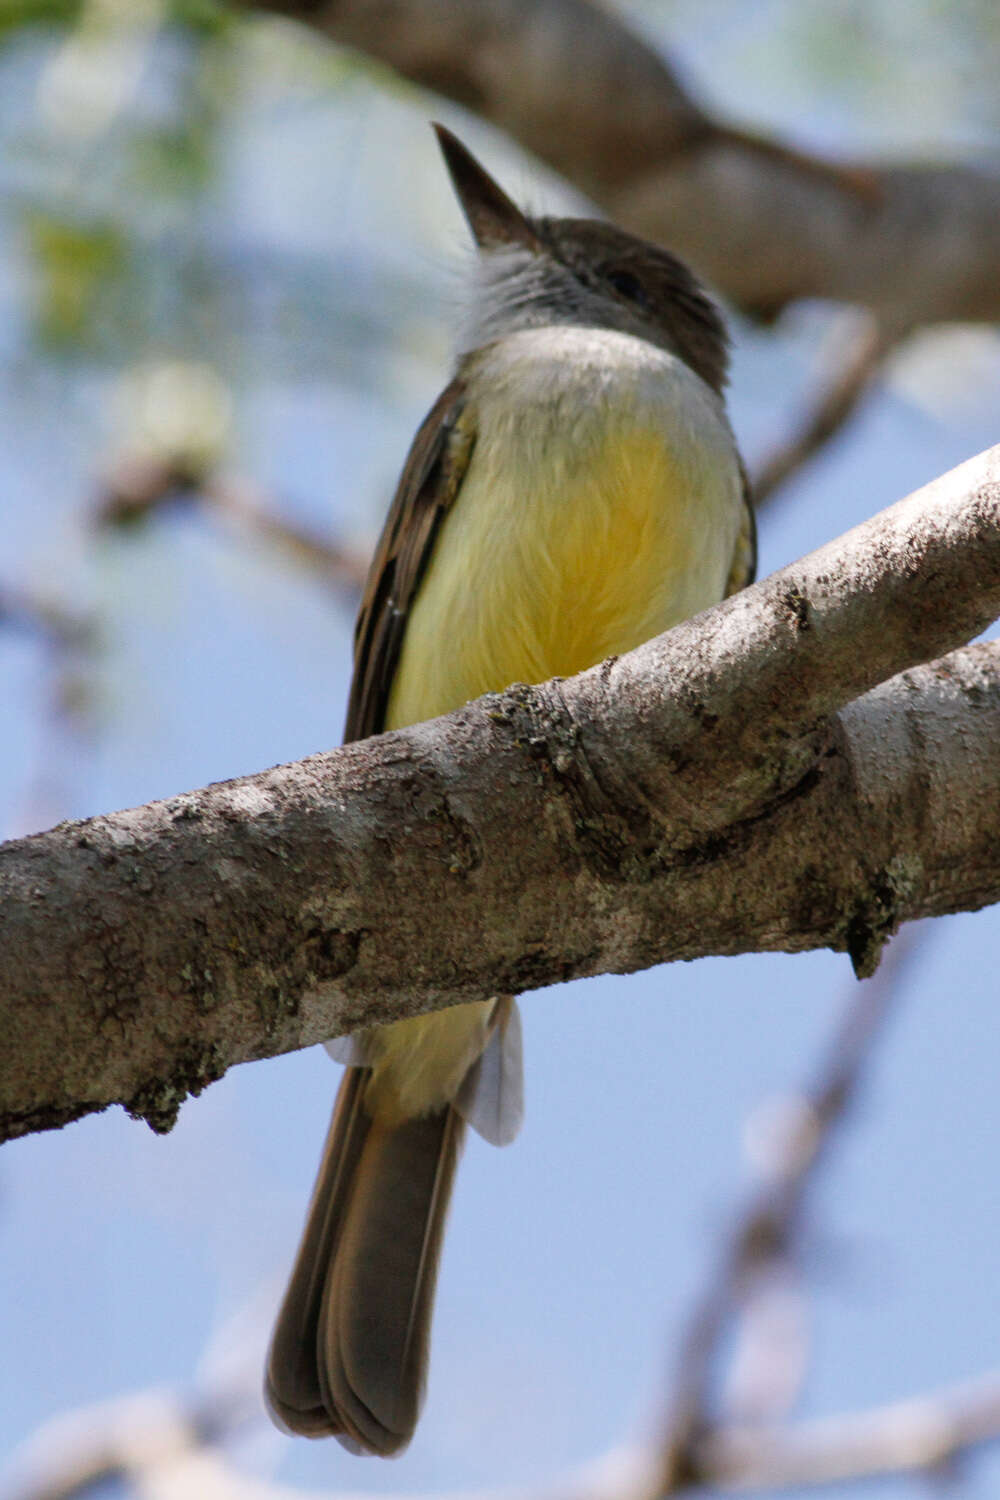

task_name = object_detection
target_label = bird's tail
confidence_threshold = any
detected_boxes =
[265,1067,463,1455]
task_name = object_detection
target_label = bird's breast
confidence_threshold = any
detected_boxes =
[385,325,743,730]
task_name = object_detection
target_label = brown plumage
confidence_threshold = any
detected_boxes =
[267,1072,463,1452]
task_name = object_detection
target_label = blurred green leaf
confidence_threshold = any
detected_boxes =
[0,0,226,44]
[128,122,214,195]
[24,209,129,345]
[0,0,82,40]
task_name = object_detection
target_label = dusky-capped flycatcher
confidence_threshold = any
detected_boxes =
[266,124,755,1456]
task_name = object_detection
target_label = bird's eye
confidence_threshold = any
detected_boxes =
[606,268,649,306]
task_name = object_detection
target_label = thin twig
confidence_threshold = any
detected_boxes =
[204,473,369,595]
[93,454,369,597]
[751,315,899,508]
[0,586,94,651]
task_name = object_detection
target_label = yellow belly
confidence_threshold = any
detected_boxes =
[386,422,738,728]
[369,326,743,1121]
[364,1005,494,1123]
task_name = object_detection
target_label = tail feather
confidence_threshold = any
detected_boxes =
[265,1069,463,1455]
[266,1068,371,1438]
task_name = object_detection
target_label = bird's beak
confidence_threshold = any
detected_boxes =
[434,123,543,254]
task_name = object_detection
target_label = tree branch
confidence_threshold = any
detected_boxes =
[244,0,1000,324]
[2,446,999,1142]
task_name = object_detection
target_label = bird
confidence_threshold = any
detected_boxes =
[265,123,755,1457]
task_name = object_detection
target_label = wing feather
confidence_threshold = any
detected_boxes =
[344,380,475,743]
[725,462,757,597]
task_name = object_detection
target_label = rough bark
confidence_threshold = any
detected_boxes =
[1,446,998,1143]
[246,0,1000,324]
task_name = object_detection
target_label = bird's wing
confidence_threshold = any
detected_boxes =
[344,379,476,744]
[725,462,757,597]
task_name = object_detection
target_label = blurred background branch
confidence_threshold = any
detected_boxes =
[750,312,901,507]
[94,451,369,596]
[247,0,1000,325]
[658,931,916,1490]
[0,586,94,651]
